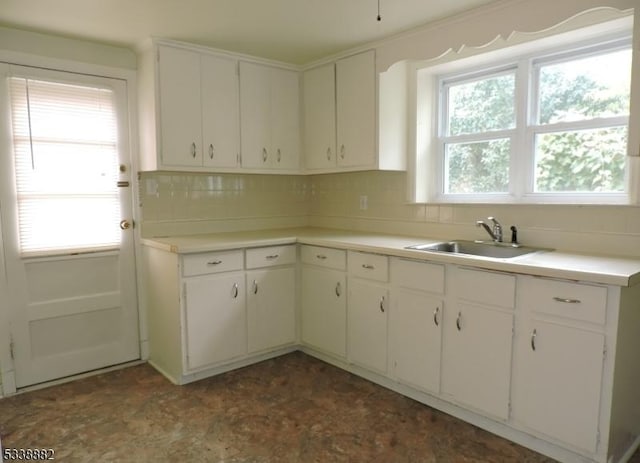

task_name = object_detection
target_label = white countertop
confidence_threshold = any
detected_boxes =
[141,227,640,287]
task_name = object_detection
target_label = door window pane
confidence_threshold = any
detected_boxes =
[9,77,121,254]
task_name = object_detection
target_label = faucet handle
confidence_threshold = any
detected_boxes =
[488,216,501,226]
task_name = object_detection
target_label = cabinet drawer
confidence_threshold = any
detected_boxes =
[456,267,515,309]
[348,251,389,282]
[520,278,607,325]
[182,250,244,277]
[391,258,444,294]
[301,245,346,270]
[246,245,296,269]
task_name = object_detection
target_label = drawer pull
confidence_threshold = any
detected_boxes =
[265,254,279,260]
[316,254,327,260]
[207,260,223,266]
[553,297,581,304]
[335,282,341,297]
[232,283,239,298]
[531,328,537,351]
[433,306,440,327]
[253,280,258,295]
[362,264,375,270]
[379,296,385,313]
[456,312,462,331]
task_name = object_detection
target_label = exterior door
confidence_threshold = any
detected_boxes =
[0,64,140,389]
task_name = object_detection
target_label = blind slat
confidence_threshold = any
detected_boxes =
[9,76,122,254]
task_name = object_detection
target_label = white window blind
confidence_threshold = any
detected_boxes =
[9,77,121,254]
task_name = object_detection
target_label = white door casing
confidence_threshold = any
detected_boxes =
[0,64,140,389]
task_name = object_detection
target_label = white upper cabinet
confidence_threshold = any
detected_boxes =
[151,44,241,170]
[201,53,241,168]
[303,63,336,170]
[157,46,204,168]
[336,50,376,168]
[302,50,404,173]
[239,61,300,171]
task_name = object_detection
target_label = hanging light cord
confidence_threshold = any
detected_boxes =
[377,0,381,21]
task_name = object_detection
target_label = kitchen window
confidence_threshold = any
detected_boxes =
[432,36,632,204]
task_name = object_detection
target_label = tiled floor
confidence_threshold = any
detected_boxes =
[0,352,638,462]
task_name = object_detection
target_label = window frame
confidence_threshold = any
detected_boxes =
[430,34,633,205]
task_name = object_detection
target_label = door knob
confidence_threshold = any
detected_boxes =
[120,220,132,230]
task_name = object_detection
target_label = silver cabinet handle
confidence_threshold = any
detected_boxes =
[190,142,197,158]
[553,297,581,304]
[335,282,341,297]
[326,147,331,160]
[262,147,268,162]
[316,254,327,260]
[340,144,345,159]
[362,264,375,270]
[379,296,385,313]
[207,260,222,266]
[252,280,258,295]
[456,312,462,331]
[265,254,279,260]
[209,144,214,159]
[232,282,239,298]
[277,148,281,163]
[433,306,440,327]
[531,328,537,351]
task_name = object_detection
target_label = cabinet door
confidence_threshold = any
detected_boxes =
[301,266,346,357]
[201,54,239,168]
[390,289,442,394]
[271,68,300,170]
[348,279,388,374]
[184,273,246,370]
[303,63,336,170]
[441,303,513,419]
[247,267,296,353]
[512,319,604,453]
[239,61,272,169]
[336,50,375,168]
[158,45,203,167]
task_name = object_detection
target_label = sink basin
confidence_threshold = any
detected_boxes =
[405,240,551,259]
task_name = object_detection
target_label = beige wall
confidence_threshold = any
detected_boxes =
[138,170,640,258]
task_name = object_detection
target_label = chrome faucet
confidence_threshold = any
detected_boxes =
[476,217,503,242]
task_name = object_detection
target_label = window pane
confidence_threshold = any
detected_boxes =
[445,139,510,194]
[9,77,121,253]
[447,73,515,136]
[534,127,627,192]
[537,49,631,124]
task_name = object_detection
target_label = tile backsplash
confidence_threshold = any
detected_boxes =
[138,172,310,237]
[138,170,640,257]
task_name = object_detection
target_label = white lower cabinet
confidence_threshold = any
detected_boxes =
[247,266,296,353]
[347,251,389,374]
[144,239,640,463]
[300,245,347,357]
[512,276,607,454]
[301,266,347,357]
[348,279,388,373]
[246,245,297,353]
[184,272,246,369]
[389,258,444,394]
[441,267,515,420]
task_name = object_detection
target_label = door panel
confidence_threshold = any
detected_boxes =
[0,64,140,389]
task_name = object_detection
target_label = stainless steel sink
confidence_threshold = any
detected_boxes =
[405,240,551,259]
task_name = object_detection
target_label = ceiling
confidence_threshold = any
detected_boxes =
[0,0,498,65]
